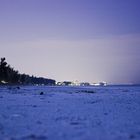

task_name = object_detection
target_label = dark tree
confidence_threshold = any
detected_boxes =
[0,57,56,85]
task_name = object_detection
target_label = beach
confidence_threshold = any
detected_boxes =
[0,85,140,140]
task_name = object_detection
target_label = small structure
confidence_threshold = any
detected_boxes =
[57,81,73,86]
[80,82,90,86]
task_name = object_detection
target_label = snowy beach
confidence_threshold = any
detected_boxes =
[0,86,140,140]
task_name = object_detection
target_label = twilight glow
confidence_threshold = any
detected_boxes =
[0,0,140,84]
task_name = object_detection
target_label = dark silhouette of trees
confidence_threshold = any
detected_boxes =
[0,57,55,85]
[0,58,7,81]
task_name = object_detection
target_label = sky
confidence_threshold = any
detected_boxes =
[0,0,140,84]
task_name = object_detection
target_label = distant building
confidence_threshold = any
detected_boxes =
[92,82,107,86]
[80,82,90,86]
[99,82,107,86]
[57,81,73,86]
[56,81,107,86]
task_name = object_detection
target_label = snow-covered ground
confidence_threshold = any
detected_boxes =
[0,85,140,140]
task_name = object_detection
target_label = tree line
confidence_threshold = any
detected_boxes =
[0,57,55,85]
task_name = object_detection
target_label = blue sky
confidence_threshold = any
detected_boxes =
[0,0,140,84]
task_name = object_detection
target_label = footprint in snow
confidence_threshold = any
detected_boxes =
[70,122,80,125]
[16,134,47,140]
[129,134,135,139]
